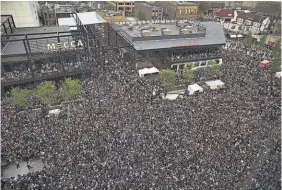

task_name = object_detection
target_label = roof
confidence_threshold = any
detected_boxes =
[205,80,225,89]
[135,2,162,10]
[1,26,71,56]
[122,22,226,51]
[216,9,234,18]
[76,12,107,25]
[188,83,203,95]
[237,12,267,23]
[138,67,159,77]
[58,17,77,30]
[209,2,225,9]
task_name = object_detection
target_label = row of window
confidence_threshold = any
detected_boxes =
[177,9,197,15]
[171,59,221,71]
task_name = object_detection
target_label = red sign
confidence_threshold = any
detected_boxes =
[172,42,200,47]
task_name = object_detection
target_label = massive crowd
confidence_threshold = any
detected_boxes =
[1,37,281,189]
[170,48,222,62]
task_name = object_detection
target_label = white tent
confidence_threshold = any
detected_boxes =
[205,80,225,90]
[161,93,183,100]
[138,67,160,77]
[188,83,203,95]
[48,109,61,115]
[275,72,282,78]
[230,35,237,38]
[237,34,243,38]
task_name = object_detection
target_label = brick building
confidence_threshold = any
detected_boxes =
[135,2,163,20]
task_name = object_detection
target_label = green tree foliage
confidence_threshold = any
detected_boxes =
[60,78,82,101]
[158,69,176,87]
[198,13,205,21]
[137,11,146,20]
[259,35,267,49]
[104,2,115,10]
[270,38,281,73]
[244,31,253,47]
[183,67,195,84]
[204,61,223,79]
[10,87,33,107]
[199,2,210,13]
[37,81,57,105]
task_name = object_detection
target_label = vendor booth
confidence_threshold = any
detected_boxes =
[138,67,160,78]
[188,84,204,95]
[259,60,271,68]
[205,80,225,90]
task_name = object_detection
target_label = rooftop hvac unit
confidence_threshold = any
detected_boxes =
[162,28,171,35]
[181,28,192,34]
[142,30,151,36]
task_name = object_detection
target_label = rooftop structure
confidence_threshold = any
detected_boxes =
[75,12,106,25]
[1,26,72,57]
[112,21,225,51]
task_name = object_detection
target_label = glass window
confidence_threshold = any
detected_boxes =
[194,62,199,67]
[215,60,220,64]
[179,64,184,70]
[172,65,177,71]
[200,61,206,66]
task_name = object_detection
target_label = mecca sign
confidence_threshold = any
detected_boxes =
[44,40,84,54]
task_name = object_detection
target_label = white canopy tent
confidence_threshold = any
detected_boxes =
[188,83,203,95]
[205,80,225,90]
[275,72,282,78]
[48,109,61,115]
[237,34,243,38]
[161,93,183,100]
[138,67,160,78]
[230,35,237,38]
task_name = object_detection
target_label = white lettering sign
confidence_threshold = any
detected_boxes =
[47,40,83,50]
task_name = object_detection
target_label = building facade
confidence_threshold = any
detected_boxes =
[237,12,270,34]
[135,2,163,20]
[115,1,134,17]
[154,2,176,20]
[1,1,40,27]
[175,2,199,20]
[41,3,56,26]
[154,2,199,20]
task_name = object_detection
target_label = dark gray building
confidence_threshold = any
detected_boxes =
[135,2,163,20]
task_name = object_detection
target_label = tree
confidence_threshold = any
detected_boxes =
[204,61,223,79]
[158,69,176,87]
[259,35,267,49]
[137,11,146,20]
[10,87,33,107]
[198,13,205,21]
[104,2,115,10]
[60,78,82,101]
[37,81,57,105]
[271,38,281,73]
[199,2,210,14]
[183,67,195,84]
[244,31,253,47]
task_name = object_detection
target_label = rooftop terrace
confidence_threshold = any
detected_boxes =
[112,21,226,51]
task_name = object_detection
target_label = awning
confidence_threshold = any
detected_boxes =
[205,80,225,89]
[138,67,160,77]
[188,83,203,95]
[275,72,282,78]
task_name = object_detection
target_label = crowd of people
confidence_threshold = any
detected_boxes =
[1,55,96,83]
[170,48,222,62]
[1,37,281,189]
